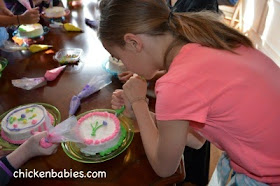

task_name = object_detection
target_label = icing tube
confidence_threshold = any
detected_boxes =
[69,96,81,116]
[18,0,32,10]
[68,71,112,116]
[40,138,53,148]
[44,65,66,81]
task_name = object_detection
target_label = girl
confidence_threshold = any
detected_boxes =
[98,0,280,185]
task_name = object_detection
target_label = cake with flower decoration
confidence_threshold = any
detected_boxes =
[1,104,54,144]
[18,23,44,38]
[108,56,126,74]
[76,112,126,156]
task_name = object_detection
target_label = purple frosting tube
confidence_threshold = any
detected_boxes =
[69,96,81,116]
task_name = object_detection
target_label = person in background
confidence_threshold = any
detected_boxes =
[99,0,280,185]
[0,0,40,27]
[168,0,219,13]
[4,0,60,15]
[0,0,13,16]
[0,132,58,185]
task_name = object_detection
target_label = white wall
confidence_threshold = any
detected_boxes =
[243,0,280,66]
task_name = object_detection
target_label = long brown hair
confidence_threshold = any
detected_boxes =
[98,0,253,51]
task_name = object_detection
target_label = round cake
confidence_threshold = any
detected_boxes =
[108,56,126,74]
[76,112,126,156]
[1,104,54,144]
[18,23,44,38]
[44,7,65,18]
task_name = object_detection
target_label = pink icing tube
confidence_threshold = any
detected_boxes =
[40,138,53,148]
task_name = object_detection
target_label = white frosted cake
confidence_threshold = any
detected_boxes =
[108,56,126,74]
[1,104,54,144]
[18,24,44,38]
[76,112,126,156]
[44,7,65,18]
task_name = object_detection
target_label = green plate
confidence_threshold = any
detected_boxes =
[0,57,8,78]
[0,103,61,150]
[61,109,134,163]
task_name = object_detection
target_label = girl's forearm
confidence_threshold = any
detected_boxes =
[132,101,160,172]
[0,15,19,26]
[6,142,32,169]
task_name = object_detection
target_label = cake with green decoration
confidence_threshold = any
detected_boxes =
[1,104,54,144]
[76,112,126,156]
[18,23,44,38]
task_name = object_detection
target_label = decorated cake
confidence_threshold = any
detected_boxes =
[18,23,44,38]
[44,7,65,18]
[108,56,126,74]
[76,112,126,156]
[1,104,54,144]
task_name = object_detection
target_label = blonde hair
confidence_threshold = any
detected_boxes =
[98,0,253,51]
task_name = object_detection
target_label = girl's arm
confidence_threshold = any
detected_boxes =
[0,15,18,26]
[0,8,39,27]
[132,101,205,177]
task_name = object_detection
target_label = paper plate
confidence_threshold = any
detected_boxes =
[42,9,70,19]
[61,109,134,163]
[0,103,61,150]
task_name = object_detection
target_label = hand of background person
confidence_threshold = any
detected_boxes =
[7,131,58,169]
[19,7,40,24]
[112,89,135,119]
[118,71,134,83]
[25,131,58,158]
[122,74,148,105]
[0,7,13,16]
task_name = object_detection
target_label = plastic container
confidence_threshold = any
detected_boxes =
[54,48,83,65]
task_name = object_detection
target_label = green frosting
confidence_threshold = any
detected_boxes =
[99,124,127,156]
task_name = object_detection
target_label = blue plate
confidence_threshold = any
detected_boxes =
[102,59,118,77]
[13,26,50,39]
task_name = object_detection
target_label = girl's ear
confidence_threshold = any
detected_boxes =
[123,33,143,52]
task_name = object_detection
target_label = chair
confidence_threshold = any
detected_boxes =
[219,0,243,31]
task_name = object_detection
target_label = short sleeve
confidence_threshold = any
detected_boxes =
[155,82,209,123]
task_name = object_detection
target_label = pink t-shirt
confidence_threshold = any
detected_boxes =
[155,43,280,184]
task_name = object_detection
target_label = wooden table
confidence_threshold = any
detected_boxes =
[0,1,185,185]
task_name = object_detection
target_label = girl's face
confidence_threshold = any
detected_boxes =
[102,36,161,80]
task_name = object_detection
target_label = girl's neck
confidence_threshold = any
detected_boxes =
[164,37,187,70]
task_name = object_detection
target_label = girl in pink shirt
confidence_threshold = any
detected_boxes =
[98,0,280,184]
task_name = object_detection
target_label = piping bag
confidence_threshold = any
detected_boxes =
[12,65,66,90]
[40,116,82,148]
[69,70,112,116]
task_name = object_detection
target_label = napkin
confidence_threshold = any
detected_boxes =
[63,23,82,32]
[11,66,66,90]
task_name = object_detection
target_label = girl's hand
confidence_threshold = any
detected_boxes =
[112,89,135,119]
[123,74,147,105]
[23,131,58,159]
[19,8,40,24]
[118,71,133,83]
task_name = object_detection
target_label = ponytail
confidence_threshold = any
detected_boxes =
[168,11,253,52]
